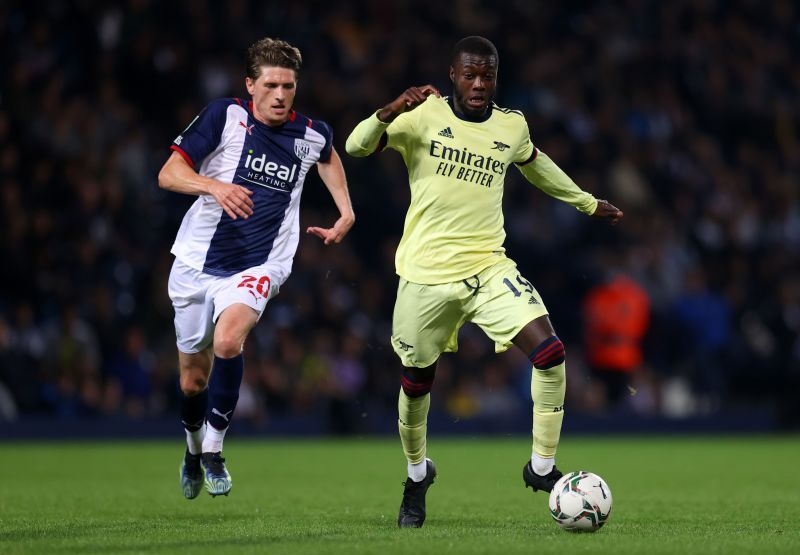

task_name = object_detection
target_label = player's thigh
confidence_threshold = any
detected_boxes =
[391,278,465,368]
[168,259,215,354]
[511,314,557,355]
[210,265,281,355]
[469,259,549,354]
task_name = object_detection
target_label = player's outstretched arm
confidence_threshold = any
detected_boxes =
[306,147,355,245]
[516,150,623,223]
[345,85,440,157]
[158,151,254,220]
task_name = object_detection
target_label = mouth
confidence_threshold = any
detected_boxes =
[466,96,487,109]
[271,105,287,113]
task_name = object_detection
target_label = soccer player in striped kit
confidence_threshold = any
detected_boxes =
[346,36,622,527]
[159,38,354,499]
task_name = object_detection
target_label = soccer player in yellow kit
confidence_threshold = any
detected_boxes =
[346,36,623,528]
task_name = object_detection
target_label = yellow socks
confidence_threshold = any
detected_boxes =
[531,361,566,460]
[398,388,430,465]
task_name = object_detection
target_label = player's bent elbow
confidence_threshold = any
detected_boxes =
[157,170,170,190]
[344,137,370,157]
[157,165,177,191]
[158,153,190,191]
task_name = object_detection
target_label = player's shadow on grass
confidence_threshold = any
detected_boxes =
[416,515,544,531]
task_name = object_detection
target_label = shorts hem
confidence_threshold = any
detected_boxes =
[176,344,207,355]
[212,299,261,324]
[488,308,549,353]
[393,351,444,369]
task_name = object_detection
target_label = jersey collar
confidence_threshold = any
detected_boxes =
[447,95,493,123]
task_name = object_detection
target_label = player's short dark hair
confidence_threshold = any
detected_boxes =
[246,37,302,80]
[452,36,498,66]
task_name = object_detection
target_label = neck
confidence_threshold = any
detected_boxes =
[449,94,490,123]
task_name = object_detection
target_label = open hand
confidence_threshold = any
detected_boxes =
[306,214,355,245]
[592,199,623,225]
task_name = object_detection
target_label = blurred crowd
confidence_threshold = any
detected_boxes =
[1,0,798,430]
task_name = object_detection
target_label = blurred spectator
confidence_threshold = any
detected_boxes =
[582,274,651,409]
[669,267,731,411]
[325,330,367,434]
[106,326,154,418]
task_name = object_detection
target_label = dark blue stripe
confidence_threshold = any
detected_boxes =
[203,186,290,276]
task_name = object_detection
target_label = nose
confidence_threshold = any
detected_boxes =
[473,78,486,90]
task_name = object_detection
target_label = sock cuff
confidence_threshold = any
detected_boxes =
[213,353,244,368]
[183,387,208,401]
[400,369,434,397]
[529,335,566,370]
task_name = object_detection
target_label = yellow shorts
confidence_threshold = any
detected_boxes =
[391,258,549,367]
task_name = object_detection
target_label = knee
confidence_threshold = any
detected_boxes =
[180,371,208,396]
[401,365,436,397]
[529,336,566,370]
[214,334,243,359]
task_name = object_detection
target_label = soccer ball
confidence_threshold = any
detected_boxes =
[548,471,612,532]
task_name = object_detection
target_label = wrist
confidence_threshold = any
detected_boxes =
[377,103,400,123]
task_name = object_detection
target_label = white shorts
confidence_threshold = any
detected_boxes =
[168,258,283,354]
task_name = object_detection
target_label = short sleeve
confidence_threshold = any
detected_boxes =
[311,120,334,162]
[513,120,537,165]
[384,111,417,158]
[170,99,230,167]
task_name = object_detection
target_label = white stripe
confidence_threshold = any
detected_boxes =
[262,125,328,278]
[170,104,249,271]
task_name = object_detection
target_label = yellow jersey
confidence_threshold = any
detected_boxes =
[384,95,534,283]
[346,94,597,284]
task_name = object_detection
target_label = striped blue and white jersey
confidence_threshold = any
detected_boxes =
[169,97,332,278]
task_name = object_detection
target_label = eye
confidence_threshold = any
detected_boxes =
[464,73,474,79]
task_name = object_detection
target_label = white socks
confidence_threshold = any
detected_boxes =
[202,423,227,454]
[186,422,206,455]
[531,454,555,476]
[407,458,430,482]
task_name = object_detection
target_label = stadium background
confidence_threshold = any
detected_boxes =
[1,0,798,437]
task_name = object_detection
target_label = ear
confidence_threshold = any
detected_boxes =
[245,76,255,96]
[449,66,455,83]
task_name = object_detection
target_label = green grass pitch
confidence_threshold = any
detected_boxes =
[0,436,797,554]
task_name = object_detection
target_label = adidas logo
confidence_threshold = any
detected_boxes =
[438,127,454,138]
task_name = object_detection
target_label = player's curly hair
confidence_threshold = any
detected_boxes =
[246,37,302,79]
